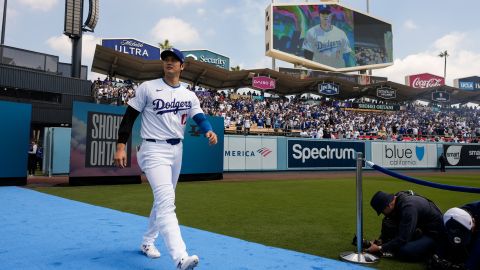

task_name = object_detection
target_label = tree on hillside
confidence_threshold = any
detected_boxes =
[159,39,173,50]
[230,65,241,71]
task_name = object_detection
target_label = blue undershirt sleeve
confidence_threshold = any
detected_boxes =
[192,113,213,134]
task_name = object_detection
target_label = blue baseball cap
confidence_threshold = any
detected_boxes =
[161,48,185,64]
[319,5,331,14]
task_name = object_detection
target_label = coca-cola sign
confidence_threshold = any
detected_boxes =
[252,76,276,90]
[405,73,445,88]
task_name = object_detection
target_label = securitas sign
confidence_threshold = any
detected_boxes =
[371,142,437,168]
[318,82,339,95]
[287,140,364,168]
[182,50,230,70]
[101,38,160,60]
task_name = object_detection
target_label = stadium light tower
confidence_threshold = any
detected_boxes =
[438,50,449,83]
[64,0,99,78]
[1,0,7,45]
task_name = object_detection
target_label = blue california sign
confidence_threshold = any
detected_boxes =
[415,146,425,161]
[101,38,161,60]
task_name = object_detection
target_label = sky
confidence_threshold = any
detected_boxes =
[1,0,480,86]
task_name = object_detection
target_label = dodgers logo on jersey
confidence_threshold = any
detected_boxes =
[316,40,342,53]
[153,98,192,115]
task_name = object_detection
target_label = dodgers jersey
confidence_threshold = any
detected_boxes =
[128,78,203,140]
[302,25,352,68]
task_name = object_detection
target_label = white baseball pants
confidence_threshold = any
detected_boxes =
[137,140,188,265]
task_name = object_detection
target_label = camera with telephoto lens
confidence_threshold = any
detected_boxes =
[351,235,372,249]
[427,254,466,270]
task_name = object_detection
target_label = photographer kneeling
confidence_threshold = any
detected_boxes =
[366,191,444,261]
[429,201,479,270]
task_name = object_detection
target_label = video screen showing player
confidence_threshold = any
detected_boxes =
[271,4,393,70]
[302,6,355,68]
[273,4,356,68]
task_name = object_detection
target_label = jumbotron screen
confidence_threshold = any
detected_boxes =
[265,3,393,72]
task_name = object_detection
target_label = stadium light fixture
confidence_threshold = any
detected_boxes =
[64,0,83,38]
[438,50,449,83]
[1,0,7,45]
[83,0,99,32]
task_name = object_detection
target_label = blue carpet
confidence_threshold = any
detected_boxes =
[0,187,371,270]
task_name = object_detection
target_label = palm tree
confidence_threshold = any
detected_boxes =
[230,65,241,71]
[159,39,172,50]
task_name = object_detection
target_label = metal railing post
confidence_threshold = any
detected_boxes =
[340,152,379,264]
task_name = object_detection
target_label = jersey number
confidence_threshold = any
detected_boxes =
[181,113,188,125]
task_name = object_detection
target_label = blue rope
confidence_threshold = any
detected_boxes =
[365,161,480,193]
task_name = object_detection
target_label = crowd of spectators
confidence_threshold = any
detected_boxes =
[196,89,480,143]
[91,78,480,142]
[92,77,137,105]
[355,46,387,65]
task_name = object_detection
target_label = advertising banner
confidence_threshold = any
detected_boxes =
[432,91,450,102]
[252,76,276,90]
[454,76,480,91]
[318,82,339,95]
[224,136,277,170]
[183,50,230,70]
[287,140,364,168]
[268,3,393,72]
[70,102,142,178]
[371,142,437,168]
[405,73,444,88]
[376,87,396,99]
[351,103,399,111]
[444,144,480,166]
[101,38,160,60]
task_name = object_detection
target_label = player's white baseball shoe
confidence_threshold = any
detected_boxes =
[177,255,199,270]
[140,244,161,259]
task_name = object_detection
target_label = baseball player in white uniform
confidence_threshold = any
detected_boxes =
[302,5,353,68]
[114,48,217,270]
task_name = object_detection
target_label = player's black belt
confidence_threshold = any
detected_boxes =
[145,138,181,145]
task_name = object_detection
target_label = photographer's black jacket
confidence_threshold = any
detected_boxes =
[382,192,443,253]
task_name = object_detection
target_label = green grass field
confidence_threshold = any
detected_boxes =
[32,173,480,270]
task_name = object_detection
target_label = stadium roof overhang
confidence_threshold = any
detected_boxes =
[92,45,480,104]
[354,82,480,104]
[91,45,360,96]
